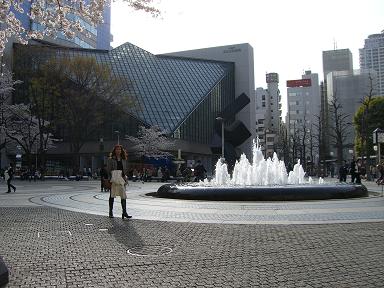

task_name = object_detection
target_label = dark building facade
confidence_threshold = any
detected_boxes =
[11,41,235,174]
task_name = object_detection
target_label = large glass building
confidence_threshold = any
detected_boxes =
[12,41,235,173]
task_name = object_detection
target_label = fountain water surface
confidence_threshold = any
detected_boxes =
[156,139,368,201]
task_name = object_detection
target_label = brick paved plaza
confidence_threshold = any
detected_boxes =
[1,180,384,287]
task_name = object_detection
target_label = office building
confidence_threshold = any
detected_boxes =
[322,49,353,80]
[326,69,378,160]
[287,71,321,165]
[359,30,384,95]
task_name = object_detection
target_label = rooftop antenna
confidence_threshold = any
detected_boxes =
[333,38,338,50]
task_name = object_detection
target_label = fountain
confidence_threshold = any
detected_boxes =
[156,139,368,201]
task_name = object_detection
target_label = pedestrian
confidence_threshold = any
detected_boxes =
[194,160,207,181]
[100,164,109,192]
[5,163,16,193]
[140,168,148,183]
[106,144,132,219]
[338,160,348,182]
[355,159,362,184]
[376,162,384,185]
[350,159,357,183]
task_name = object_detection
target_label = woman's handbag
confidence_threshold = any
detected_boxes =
[103,179,112,190]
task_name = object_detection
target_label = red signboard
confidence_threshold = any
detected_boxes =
[286,79,312,87]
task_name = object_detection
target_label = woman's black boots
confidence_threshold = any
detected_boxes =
[109,197,114,218]
[121,199,132,219]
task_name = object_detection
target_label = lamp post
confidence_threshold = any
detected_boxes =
[99,137,104,165]
[373,128,384,165]
[348,149,354,160]
[215,117,224,159]
[114,130,120,145]
[35,146,38,168]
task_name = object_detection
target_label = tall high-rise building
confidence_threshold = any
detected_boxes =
[359,30,384,95]
[321,48,354,163]
[322,49,353,81]
[254,73,282,157]
[265,73,282,132]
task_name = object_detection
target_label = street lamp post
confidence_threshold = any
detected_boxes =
[374,145,378,166]
[348,149,354,161]
[35,146,38,168]
[373,128,384,165]
[114,130,120,145]
[215,117,224,159]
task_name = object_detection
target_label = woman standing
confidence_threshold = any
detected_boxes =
[106,145,132,219]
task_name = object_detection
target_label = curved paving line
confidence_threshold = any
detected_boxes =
[25,189,384,225]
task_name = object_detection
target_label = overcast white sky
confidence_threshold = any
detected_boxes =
[111,0,383,114]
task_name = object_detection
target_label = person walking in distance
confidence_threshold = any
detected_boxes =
[106,145,132,219]
[350,158,357,183]
[194,160,207,182]
[100,164,109,192]
[5,163,16,193]
[338,160,348,182]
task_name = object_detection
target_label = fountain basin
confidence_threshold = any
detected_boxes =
[156,183,368,201]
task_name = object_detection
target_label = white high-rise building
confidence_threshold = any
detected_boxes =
[287,71,321,163]
[359,30,384,95]
[287,71,320,134]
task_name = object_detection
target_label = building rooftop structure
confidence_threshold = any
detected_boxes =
[13,41,235,146]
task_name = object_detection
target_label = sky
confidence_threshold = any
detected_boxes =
[110,0,384,115]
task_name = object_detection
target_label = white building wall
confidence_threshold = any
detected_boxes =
[287,71,321,163]
[255,87,267,141]
[162,43,256,158]
[287,71,320,136]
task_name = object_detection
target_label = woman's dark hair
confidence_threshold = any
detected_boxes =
[109,144,128,160]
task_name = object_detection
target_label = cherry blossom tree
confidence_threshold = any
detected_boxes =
[0,0,160,55]
[0,67,21,151]
[126,125,174,159]
[3,103,54,168]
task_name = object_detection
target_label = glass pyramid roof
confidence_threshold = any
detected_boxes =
[109,42,234,133]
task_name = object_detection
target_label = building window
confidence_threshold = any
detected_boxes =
[262,102,265,107]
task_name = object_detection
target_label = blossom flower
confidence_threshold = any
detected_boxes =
[0,0,160,55]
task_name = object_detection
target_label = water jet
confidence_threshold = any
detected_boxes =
[156,139,368,201]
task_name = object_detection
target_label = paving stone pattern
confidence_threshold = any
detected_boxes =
[1,207,384,287]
